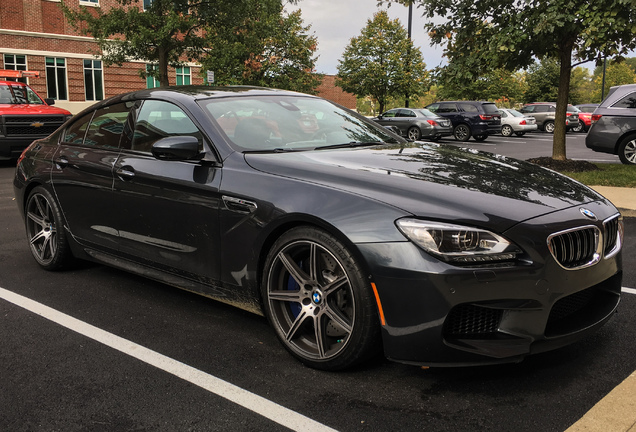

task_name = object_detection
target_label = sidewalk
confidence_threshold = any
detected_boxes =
[591,186,636,218]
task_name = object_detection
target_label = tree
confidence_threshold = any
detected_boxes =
[592,61,636,101]
[337,10,427,114]
[62,0,301,87]
[201,2,320,93]
[384,0,636,161]
[524,58,560,103]
[434,67,526,105]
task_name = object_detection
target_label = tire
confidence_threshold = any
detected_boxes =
[261,226,381,371]
[572,122,584,133]
[407,126,421,141]
[453,124,471,141]
[473,134,488,141]
[501,125,514,137]
[25,186,74,270]
[515,132,526,136]
[618,136,636,165]
[544,121,555,133]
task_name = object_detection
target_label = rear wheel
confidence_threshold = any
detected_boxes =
[572,122,584,133]
[25,186,73,270]
[454,124,471,141]
[501,125,514,137]
[618,136,636,165]
[262,226,381,370]
[407,126,421,141]
[473,134,488,141]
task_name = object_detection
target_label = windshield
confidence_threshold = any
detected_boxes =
[0,83,45,105]
[200,95,401,152]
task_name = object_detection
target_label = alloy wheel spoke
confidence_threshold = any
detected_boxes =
[27,210,45,228]
[321,274,348,296]
[324,306,353,335]
[285,310,310,342]
[278,250,311,287]
[314,316,327,358]
[269,289,302,303]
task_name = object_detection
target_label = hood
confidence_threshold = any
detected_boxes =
[0,103,71,115]
[244,143,607,231]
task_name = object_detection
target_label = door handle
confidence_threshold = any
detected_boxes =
[115,166,135,180]
[222,196,258,214]
[55,155,69,168]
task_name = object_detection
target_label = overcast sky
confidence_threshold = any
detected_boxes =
[292,0,445,75]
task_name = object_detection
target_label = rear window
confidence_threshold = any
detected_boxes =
[612,92,636,109]
[481,103,500,114]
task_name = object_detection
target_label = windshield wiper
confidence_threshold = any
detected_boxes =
[243,147,309,154]
[314,141,385,151]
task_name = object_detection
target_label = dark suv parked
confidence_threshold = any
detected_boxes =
[586,84,636,165]
[425,101,501,141]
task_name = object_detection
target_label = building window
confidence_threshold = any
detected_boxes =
[79,0,99,5]
[143,0,152,11]
[176,67,191,86]
[146,64,160,88]
[45,57,68,100]
[84,59,104,101]
[3,54,28,83]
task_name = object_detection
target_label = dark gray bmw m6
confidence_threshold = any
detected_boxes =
[14,86,623,370]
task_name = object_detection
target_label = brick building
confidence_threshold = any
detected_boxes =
[1,0,354,114]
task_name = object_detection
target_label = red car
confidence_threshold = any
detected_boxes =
[0,70,72,160]
[573,104,600,133]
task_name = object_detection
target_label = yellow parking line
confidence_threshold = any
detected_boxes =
[565,370,636,431]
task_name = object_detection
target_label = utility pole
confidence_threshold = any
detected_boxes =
[405,2,413,108]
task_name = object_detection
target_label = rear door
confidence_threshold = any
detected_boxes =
[111,99,223,285]
[51,101,133,250]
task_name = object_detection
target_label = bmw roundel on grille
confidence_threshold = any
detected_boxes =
[580,208,597,220]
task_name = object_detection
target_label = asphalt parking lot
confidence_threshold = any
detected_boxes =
[1,136,634,431]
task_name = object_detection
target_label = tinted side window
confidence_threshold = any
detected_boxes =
[438,103,457,113]
[83,102,133,149]
[427,104,440,113]
[63,112,94,145]
[458,103,478,113]
[131,100,203,153]
[482,104,500,114]
[397,109,416,118]
[382,109,398,118]
[534,105,549,113]
[613,92,636,109]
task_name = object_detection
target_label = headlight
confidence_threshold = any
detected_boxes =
[396,218,521,264]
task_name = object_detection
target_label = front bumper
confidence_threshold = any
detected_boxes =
[359,204,622,366]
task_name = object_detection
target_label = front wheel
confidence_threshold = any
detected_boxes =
[572,122,584,133]
[544,121,555,133]
[25,186,74,270]
[501,125,514,137]
[262,227,381,370]
[618,136,636,165]
[454,124,471,141]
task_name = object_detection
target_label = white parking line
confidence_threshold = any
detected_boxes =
[623,287,636,295]
[0,287,337,432]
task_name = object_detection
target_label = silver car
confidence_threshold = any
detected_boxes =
[586,84,636,165]
[373,108,453,141]
[499,108,538,137]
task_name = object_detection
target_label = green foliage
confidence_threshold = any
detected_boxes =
[62,0,208,86]
[337,10,428,114]
[388,0,636,160]
[592,61,636,101]
[524,58,560,103]
[434,67,526,106]
[200,3,320,93]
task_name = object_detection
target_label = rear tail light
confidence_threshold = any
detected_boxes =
[519,120,526,125]
[479,114,494,120]
[426,120,439,126]
[591,114,602,124]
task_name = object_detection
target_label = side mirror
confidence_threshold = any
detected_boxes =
[152,136,201,161]
[45,98,56,105]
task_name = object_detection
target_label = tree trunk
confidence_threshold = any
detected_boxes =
[552,46,573,160]
[159,48,170,87]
